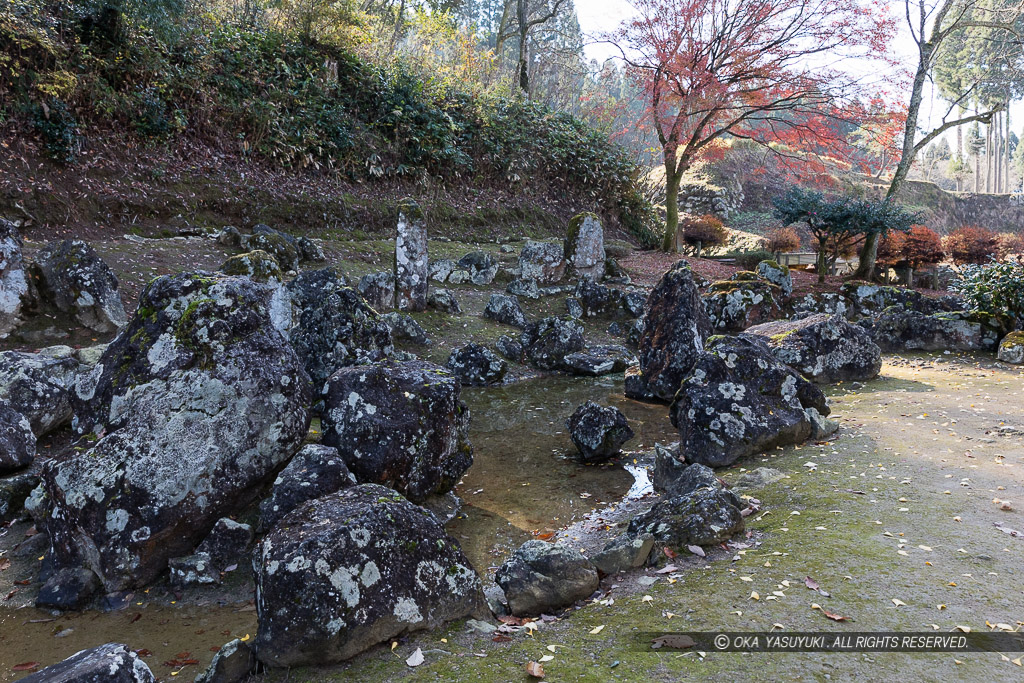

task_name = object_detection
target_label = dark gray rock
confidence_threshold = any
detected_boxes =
[0,470,38,522]
[590,534,654,575]
[243,231,299,272]
[518,241,566,285]
[998,331,1024,364]
[863,308,1004,352]
[47,272,311,594]
[562,344,636,377]
[495,335,523,361]
[506,278,541,300]
[573,280,619,317]
[195,638,252,683]
[627,487,744,548]
[357,271,395,311]
[0,346,80,435]
[520,317,585,371]
[840,281,962,319]
[36,567,102,610]
[258,444,356,533]
[253,485,487,667]
[484,293,529,329]
[381,312,431,345]
[196,518,253,569]
[321,360,471,504]
[565,297,583,319]
[651,443,687,495]
[670,335,830,467]
[495,540,599,617]
[744,314,882,384]
[756,260,793,298]
[216,226,242,248]
[652,461,737,505]
[286,268,393,388]
[702,279,783,333]
[0,218,29,337]
[0,401,35,473]
[20,642,155,682]
[790,292,849,320]
[446,343,507,386]
[219,250,283,283]
[395,199,428,312]
[622,292,645,319]
[427,288,461,314]
[457,251,498,285]
[564,213,605,282]
[627,260,711,402]
[566,401,634,462]
[34,240,127,333]
[428,259,456,283]
[168,553,220,587]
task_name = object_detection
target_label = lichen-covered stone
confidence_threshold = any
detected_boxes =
[427,288,461,314]
[864,307,1004,352]
[627,260,711,402]
[357,271,395,311]
[840,281,962,319]
[34,239,127,333]
[565,297,583,319]
[562,344,636,377]
[195,638,252,683]
[495,540,599,617]
[446,343,507,386]
[564,213,605,282]
[216,226,242,247]
[19,642,155,682]
[286,268,393,388]
[36,566,102,610]
[0,219,29,337]
[506,278,541,299]
[670,335,830,467]
[321,360,472,504]
[997,330,1024,364]
[45,272,311,595]
[566,401,634,462]
[0,401,35,473]
[590,534,654,575]
[627,487,744,548]
[258,444,356,533]
[652,461,730,501]
[219,250,283,283]
[520,316,585,371]
[744,313,882,384]
[395,199,428,312]
[790,292,849,320]
[702,279,783,333]
[196,518,253,569]
[495,335,523,361]
[484,293,529,329]
[169,553,220,587]
[429,259,456,283]
[756,260,792,298]
[244,228,300,272]
[457,251,498,285]
[0,346,80,435]
[381,312,431,345]
[519,241,566,285]
[254,485,487,667]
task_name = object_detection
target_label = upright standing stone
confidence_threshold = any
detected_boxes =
[0,219,29,338]
[564,213,606,282]
[395,199,428,312]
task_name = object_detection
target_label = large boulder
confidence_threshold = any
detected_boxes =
[0,401,35,473]
[484,293,529,329]
[840,281,962,319]
[44,272,311,596]
[446,343,507,386]
[790,292,849,320]
[357,271,395,311]
[286,268,393,389]
[564,213,605,282]
[427,288,461,314]
[20,643,155,682]
[562,344,636,377]
[321,360,472,504]
[627,487,744,548]
[0,219,30,337]
[33,240,127,333]
[670,335,830,467]
[519,240,566,285]
[702,279,783,333]
[457,251,498,285]
[520,316,585,371]
[254,485,486,667]
[0,346,80,435]
[864,307,1004,352]
[219,249,283,283]
[566,401,634,462]
[243,231,299,272]
[495,540,599,617]
[381,312,430,345]
[249,224,324,263]
[258,444,356,532]
[627,260,711,402]
[395,199,428,312]
[997,331,1024,364]
[756,260,793,298]
[744,313,882,384]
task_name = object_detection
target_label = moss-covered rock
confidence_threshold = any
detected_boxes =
[997,330,1024,364]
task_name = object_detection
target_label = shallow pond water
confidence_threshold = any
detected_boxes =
[0,373,677,679]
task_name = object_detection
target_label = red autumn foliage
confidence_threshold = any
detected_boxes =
[680,214,728,252]
[878,224,944,269]
[996,231,1024,259]
[943,226,999,264]
[764,227,801,253]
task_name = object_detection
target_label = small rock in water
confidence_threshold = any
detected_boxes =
[566,401,634,462]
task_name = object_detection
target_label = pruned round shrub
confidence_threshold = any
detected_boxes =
[680,214,728,254]
[764,226,800,253]
[944,226,999,264]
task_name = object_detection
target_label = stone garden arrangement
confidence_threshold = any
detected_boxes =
[0,209,1020,682]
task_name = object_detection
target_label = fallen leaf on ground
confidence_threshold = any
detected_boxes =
[12,663,39,672]
[526,661,545,678]
[405,648,424,667]
[589,625,605,634]
[687,545,706,557]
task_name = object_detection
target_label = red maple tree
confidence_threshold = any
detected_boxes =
[612,0,897,250]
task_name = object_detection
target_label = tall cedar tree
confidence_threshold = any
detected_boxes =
[613,0,896,251]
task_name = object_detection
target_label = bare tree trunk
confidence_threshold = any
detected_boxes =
[516,0,528,95]
[986,122,993,193]
[956,122,963,191]
[663,164,682,252]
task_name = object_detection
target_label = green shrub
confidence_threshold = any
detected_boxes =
[31,99,81,162]
[725,248,775,270]
[951,259,1024,328]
